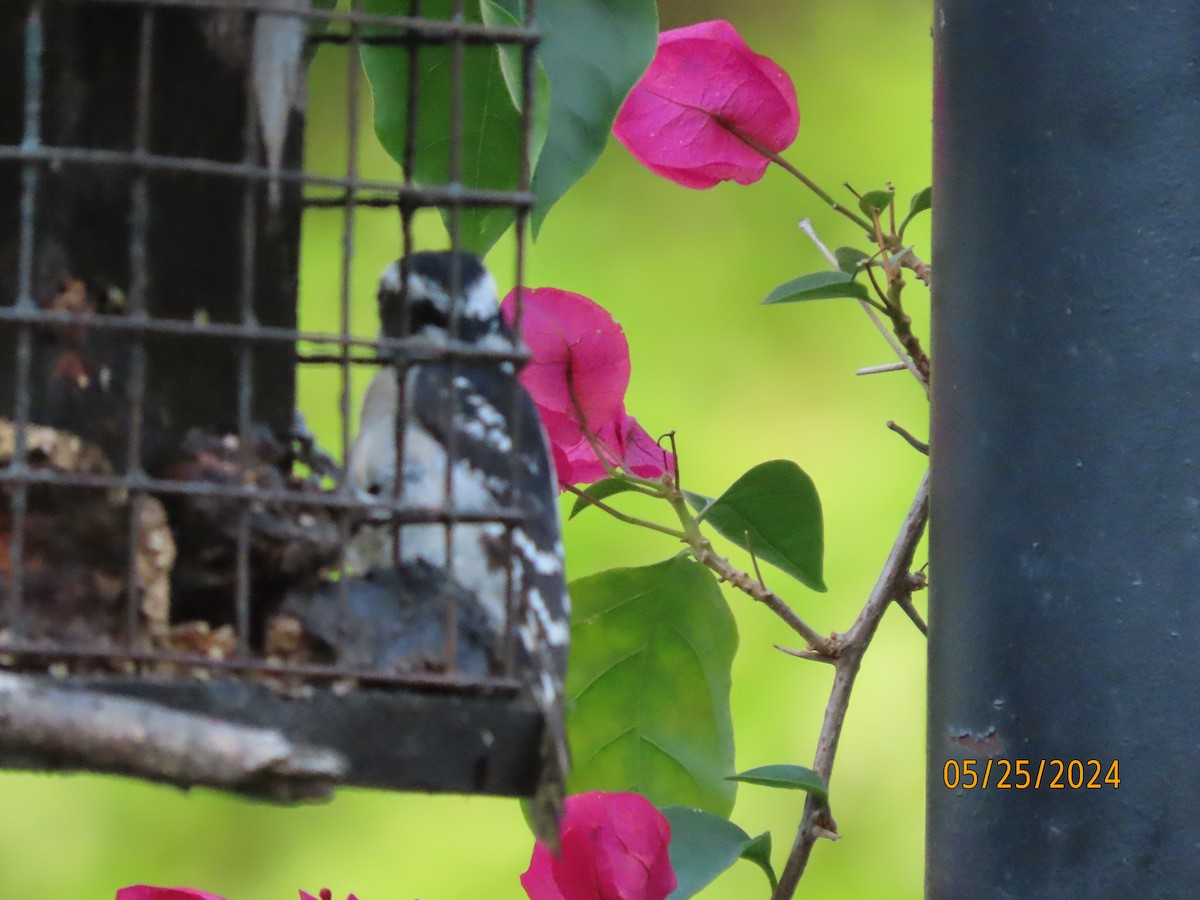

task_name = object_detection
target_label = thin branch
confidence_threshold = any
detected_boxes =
[0,673,346,801]
[690,539,833,657]
[772,471,930,900]
[869,210,889,258]
[561,483,687,540]
[865,261,892,310]
[857,300,927,392]
[659,430,680,489]
[564,390,833,654]
[860,294,892,315]
[856,362,909,376]
[725,128,875,233]
[650,473,834,654]
[797,217,839,269]
[797,220,929,395]
[886,420,930,455]
[610,481,663,499]
[884,279,932,382]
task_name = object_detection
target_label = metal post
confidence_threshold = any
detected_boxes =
[929,2,1200,896]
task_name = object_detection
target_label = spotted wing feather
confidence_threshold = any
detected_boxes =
[409,356,570,848]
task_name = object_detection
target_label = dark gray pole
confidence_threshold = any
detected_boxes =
[929,3,1200,896]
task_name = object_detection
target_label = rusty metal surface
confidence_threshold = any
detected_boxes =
[0,0,544,797]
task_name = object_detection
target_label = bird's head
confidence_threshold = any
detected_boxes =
[377,250,511,346]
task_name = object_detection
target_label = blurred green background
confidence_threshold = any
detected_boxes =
[0,0,931,896]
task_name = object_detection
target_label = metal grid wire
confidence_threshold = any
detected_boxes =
[0,0,539,695]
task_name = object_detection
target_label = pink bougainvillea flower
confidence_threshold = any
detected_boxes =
[502,286,674,489]
[599,413,676,481]
[556,407,676,487]
[116,888,226,900]
[501,286,631,447]
[550,439,574,485]
[613,19,799,189]
[300,890,359,900]
[522,791,676,900]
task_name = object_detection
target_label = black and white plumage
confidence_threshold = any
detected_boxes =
[346,250,570,848]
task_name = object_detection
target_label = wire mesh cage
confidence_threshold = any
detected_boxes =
[0,0,553,803]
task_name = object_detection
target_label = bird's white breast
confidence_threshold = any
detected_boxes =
[345,368,510,629]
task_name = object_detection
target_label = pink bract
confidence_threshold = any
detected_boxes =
[501,287,631,448]
[555,408,676,487]
[613,19,799,189]
[521,792,677,900]
[601,413,676,481]
[116,888,226,900]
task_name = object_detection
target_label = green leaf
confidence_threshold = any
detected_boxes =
[568,476,641,519]
[662,807,752,899]
[362,0,531,255]
[683,489,715,518]
[834,246,871,277]
[740,832,778,891]
[762,271,868,305]
[857,189,893,217]
[524,0,659,234]
[702,460,826,591]
[906,185,932,221]
[727,764,829,802]
[568,558,738,815]
[479,0,551,174]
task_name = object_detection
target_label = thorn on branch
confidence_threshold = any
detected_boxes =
[856,362,908,376]
[886,420,929,455]
[811,809,841,842]
[774,644,836,664]
[895,593,929,637]
[744,530,767,591]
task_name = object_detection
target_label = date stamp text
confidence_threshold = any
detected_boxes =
[941,758,1120,790]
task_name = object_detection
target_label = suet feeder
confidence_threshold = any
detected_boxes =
[0,0,548,803]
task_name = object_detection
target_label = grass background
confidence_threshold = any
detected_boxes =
[0,0,932,896]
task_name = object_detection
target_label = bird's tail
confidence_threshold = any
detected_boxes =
[521,596,571,854]
[529,714,570,854]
